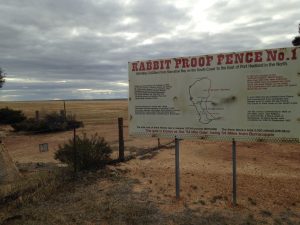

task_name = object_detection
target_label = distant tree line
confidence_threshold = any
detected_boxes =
[0,108,83,133]
[0,107,26,125]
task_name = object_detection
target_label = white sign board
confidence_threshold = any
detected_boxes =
[128,47,300,143]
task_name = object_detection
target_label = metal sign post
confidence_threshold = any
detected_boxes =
[175,138,180,200]
[232,138,237,206]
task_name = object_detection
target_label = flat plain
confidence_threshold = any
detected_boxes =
[1,100,300,224]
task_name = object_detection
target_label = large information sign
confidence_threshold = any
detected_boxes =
[128,47,300,143]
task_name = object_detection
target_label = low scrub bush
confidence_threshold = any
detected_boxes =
[0,107,26,125]
[11,112,83,133]
[55,133,112,171]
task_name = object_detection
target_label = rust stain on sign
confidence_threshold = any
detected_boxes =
[212,96,237,106]
[221,96,236,104]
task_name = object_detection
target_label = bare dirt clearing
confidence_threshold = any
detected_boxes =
[0,100,300,224]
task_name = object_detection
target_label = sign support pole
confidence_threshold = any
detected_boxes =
[175,137,180,200]
[232,138,237,206]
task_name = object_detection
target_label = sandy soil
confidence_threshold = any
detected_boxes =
[2,122,300,220]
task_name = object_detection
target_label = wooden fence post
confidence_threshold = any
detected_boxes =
[158,138,161,148]
[118,117,125,162]
[35,110,39,121]
[73,127,77,175]
[63,100,67,119]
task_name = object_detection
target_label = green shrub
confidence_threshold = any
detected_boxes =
[0,107,26,125]
[54,133,112,171]
[11,112,83,133]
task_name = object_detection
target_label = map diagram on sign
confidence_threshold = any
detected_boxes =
[189,77,219,124]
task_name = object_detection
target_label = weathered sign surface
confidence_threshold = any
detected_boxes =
[128,47,300,143]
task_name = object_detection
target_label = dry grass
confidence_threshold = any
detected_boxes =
[0,100,128,125]
[0,168,270,225]
[1,167,300,225]
[0,169,163,225]
[0,168,72,224]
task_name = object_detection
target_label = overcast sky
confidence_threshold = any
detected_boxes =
[0,0,299,101]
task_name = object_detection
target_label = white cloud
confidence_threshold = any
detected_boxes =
[6,77,44,83]
[114,82,128,87]
[120,17,137,25]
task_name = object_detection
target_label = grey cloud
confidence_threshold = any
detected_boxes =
[125,0,189,35]
[209,0,299,24]
[0,0,299,101]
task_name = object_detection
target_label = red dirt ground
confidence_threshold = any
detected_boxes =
[2,122,300,220]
